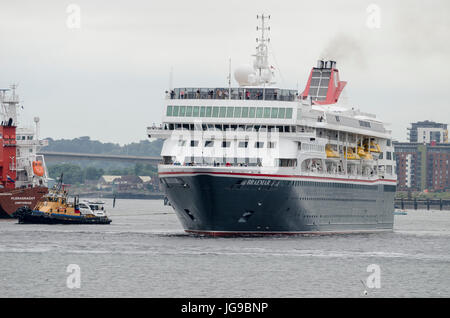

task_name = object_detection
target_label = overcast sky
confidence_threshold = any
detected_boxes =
[0,0,449,144]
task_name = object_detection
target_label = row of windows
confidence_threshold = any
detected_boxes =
[289,181,380,190]
[179,140,276,149]
[16,135,34,140]
[297,197,376,202]
[359,120,371,128]
[166,105,293,119]
[165,123,297,133]
[379,151,394,160]
[301,143,324,152]
[170,87,297,101]
[305,215,380,219]
[184,157,262,165]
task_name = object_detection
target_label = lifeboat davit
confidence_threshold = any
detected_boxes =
[345,147,360,160]
[363,139,381,153]
[32,161,44,177]
[357,147,374,160]
[325,144,339,158]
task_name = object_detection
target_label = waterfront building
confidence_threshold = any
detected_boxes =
[407,120,448,144]
[395,121,450,191]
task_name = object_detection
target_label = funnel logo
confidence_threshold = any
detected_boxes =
[366,4,381,29]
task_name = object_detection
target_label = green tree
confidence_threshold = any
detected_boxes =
[85,167,105,180]
[43,137,163,156]
[49,164,84,184]
[134,163,144,176]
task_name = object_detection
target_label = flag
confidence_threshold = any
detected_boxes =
[7,175,15,183]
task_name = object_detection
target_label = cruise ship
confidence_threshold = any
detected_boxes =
[147,15,396,235]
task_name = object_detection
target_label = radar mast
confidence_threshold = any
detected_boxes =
[234,14,275,87]
[0,84,20,126]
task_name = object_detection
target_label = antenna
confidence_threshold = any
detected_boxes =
[34,117,40,141]
[252,14,273,85]
[227,58,231,99]
[255,14,270,73]
[169,66,173,91]
[235,14,275,87]
[57,173,64,192]
[11,83,18,97]
[1,83,20,126]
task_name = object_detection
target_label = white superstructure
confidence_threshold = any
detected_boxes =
[0,85,49,188]
[148,15,397,183]
[147,14,397,235]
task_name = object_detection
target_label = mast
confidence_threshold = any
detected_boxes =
[254,14,273,86]
[169,66,173,91]
[228,58,231,100]
[233,14,275,87]
[0,84,19,126]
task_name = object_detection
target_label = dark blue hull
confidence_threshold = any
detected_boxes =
[13,207,112,224]
[160,173,395,235]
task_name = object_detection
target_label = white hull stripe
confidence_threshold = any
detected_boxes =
[159,170,397,184]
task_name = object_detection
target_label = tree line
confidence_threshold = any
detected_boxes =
[43,136,163,156]
[48,163,157,185]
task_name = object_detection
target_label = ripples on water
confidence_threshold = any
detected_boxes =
[0,199,449,297]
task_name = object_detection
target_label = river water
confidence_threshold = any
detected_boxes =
[0,199,449,297]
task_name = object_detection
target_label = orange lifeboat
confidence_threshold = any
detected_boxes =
[32,161,44,177]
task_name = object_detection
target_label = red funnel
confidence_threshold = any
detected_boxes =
[301,60,347,105]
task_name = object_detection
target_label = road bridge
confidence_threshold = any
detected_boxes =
[38,151,162,165]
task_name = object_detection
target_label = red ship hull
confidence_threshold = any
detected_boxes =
[0,186,48,218]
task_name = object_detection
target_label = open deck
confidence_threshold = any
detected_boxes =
[167,87,298,101]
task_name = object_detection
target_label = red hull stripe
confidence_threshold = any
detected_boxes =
[185,229,392,237]
[158,171,396,184]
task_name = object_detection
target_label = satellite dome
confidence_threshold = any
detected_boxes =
[234,64,256,86]
[247,73,257,85]
[260,69,273,82]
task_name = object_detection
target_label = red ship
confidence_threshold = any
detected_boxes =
[0,86,48,218]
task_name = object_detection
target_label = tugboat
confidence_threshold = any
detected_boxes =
[13,175,112,224]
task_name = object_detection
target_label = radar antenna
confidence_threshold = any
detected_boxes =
[253,14,274,85]
[233,14,275,87]
[0,83,20,126]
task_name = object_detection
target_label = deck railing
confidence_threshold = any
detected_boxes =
[166,87,299,102]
